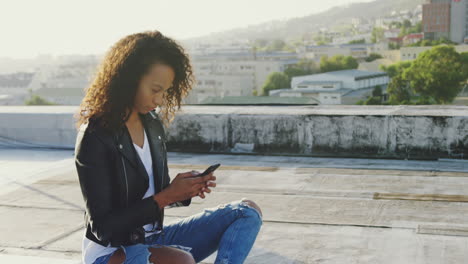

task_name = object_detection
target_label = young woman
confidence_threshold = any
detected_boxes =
[74,30,263,264]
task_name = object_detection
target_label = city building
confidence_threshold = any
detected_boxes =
[402,33,424,45]
[399,44,468,61]
[28,61,98,105]
[296,43,388,62]
[269,69,389,105]
[423,0,468,43]
[187,47,299,104]
[380,44,468,62]
[0,72,35,105]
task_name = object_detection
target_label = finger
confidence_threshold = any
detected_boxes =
[203,187,211,193]
[179,170,199,178]
[199,192,205,199]
[202,173,213,182]
[194,182,207,190]
[206,182,216,188]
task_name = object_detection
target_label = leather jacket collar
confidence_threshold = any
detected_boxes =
[114,110,167,195]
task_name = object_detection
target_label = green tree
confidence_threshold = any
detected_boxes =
[371,27,385,43]
[284,58,319,82]
[320,55,358,73]
[403,19,412,28]
[314,34,332,45]
[363,96,383,105]
[25,95,56,105]
[404,45,466,104]
[372,85,383,97]
[460,52,468,80]
[348,39,365,44]
[268,39,286,51]
[387,75,412,104]
[261,72,290,96]
[380,61,412,78]
[381,62,413,104]
[365,53,383,62]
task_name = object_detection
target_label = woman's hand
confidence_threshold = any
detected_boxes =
[192,170,217,199]
[165,170,216,202]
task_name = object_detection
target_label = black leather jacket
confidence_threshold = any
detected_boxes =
[74,110,191,247]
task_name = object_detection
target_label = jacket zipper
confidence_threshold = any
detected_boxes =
[160,135,166,243]
[120,155,129,207]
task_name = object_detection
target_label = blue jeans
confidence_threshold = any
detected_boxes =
[93,198,263,264]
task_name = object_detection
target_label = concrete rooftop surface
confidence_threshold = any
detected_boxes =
[0,148,467,264]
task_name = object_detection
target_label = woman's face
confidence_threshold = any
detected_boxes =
[133,63,175,114]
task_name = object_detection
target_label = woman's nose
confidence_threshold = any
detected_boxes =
[153,96,163,106]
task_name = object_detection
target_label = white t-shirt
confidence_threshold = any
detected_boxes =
[82,129,161,264]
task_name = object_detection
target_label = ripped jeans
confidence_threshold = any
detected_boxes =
[92,198,263,264]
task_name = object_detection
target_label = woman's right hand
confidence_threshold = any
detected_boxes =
[164,171,215,203]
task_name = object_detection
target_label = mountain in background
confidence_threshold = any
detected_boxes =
[184,0,425,44]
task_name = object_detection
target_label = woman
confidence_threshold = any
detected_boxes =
[73,30,263,264]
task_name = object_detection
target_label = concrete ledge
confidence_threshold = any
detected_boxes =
[168,105,468,160]
[0,105,467,160]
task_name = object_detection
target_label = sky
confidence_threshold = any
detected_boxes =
[0,0,374,59]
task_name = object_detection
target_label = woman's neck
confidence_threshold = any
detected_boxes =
[125,109,142,128]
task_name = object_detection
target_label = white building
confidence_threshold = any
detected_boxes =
[297,43,388,62]
[270,69,390,105]
[0,72,35,105]
[399,45,468,61]
[187,48,299,104]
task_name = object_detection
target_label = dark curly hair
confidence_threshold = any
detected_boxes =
[74,30,195,133]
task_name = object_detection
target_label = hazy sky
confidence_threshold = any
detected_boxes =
[0,0,374,59]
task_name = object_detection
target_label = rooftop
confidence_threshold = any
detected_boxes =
[0,105,467,263]
[0,147,467,263]
[291,70,388,88]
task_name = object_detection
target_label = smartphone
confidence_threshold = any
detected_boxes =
[189,163,221,178]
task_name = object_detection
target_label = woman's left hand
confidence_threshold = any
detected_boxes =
[197,173,217,199]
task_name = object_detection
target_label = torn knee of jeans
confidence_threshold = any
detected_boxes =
[239,198,263,219]
[146,248,153,264]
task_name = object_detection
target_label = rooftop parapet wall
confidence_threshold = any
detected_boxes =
[0,105,466,160]
[166,105,468,160]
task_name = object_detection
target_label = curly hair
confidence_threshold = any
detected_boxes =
[74,30,195,133]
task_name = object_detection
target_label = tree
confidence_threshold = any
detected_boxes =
[380,61,412,78]
[284,58,319,82]
[461,52,468,80]
[268,39,286,51]
[371,27,385,43]
[365,53,383,62]
[372,86,383,97]
[402,19,412,28]
[314,34,332,45]
[25,95,56,105]
[387,75,412,104]
[320,55,358,73]
[381,62,413,104]
[348,39,365,44]
[261,72,290,96]
[404,45,466,104]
